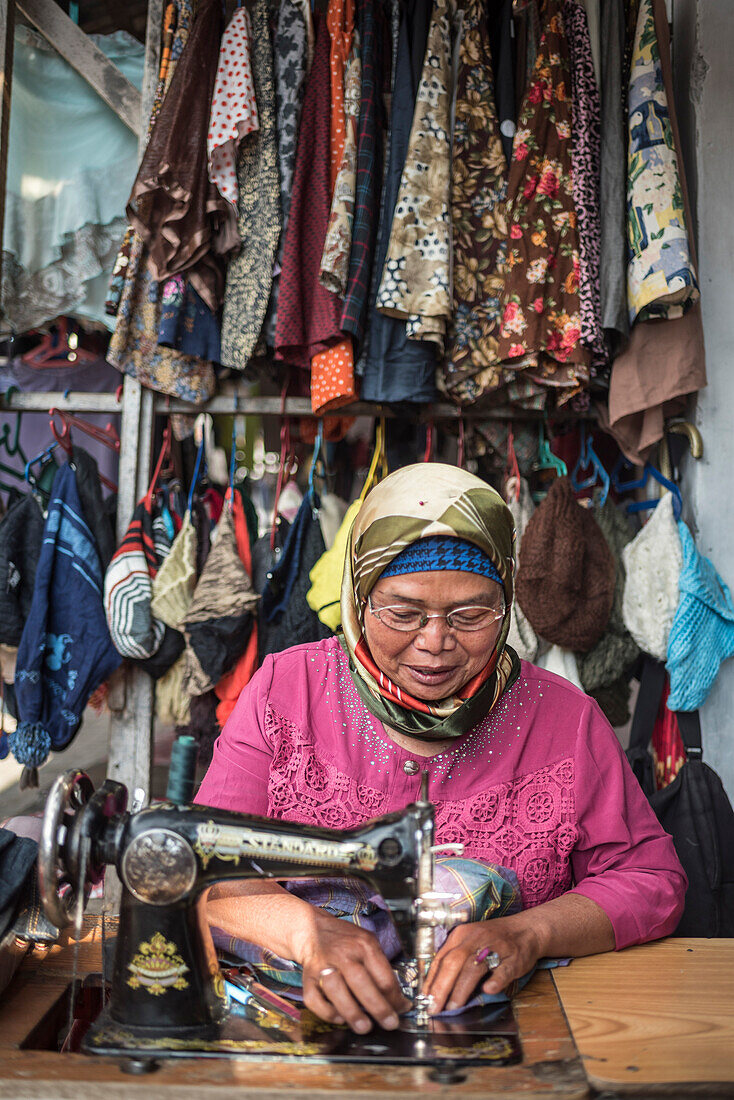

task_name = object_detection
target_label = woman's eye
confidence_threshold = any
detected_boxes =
[389,609,418,622]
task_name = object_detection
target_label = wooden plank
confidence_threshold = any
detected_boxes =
[0,0,15,309]
[0,390,122,412]
[553,938,734,1092]
[16,0,141,134]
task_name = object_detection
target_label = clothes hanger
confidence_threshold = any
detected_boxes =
[49,408,121,453]
[270,385,297,554]
[422,421,435,463]
[534,420,567,478]
[504,424,521,503]
[308,419,327,513]
[187,434,207,515]
[144,423,173,511]
[358,417,388,504]
[570,424,610,506]
[457,419,466,470]
[21,319,98,369]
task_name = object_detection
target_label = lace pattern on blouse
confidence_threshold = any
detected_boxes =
[264,703,577,907]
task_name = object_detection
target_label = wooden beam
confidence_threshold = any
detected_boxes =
[16,0,141,135]
[0,0,15,311]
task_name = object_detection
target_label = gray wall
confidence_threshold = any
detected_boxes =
[673,0,734,797]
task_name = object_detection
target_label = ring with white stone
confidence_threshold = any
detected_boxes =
[474,950,501,971]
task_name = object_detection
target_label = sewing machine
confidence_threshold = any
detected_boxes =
[38,768,521,1073]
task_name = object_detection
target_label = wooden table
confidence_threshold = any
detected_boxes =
[552,938,734,1096]
[0,920,732,1099]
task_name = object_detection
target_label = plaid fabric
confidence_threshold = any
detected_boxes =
[339,0,385,346]
[212,856,521,988]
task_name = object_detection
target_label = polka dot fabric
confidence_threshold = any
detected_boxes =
[207,8,259,212]
[312,339,356,413]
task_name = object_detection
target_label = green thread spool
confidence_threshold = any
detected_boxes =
[166,735,198,805]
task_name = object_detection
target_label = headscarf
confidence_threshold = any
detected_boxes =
[340,463,520,741]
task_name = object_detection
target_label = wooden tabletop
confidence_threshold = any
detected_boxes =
[2,921,733,1098]
[0,916,587,1100]
[552,938,734,1095]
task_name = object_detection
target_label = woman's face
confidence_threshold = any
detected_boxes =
[363,570,505,701]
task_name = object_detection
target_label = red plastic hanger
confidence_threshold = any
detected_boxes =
[21,319,99,369]
[49,409,119,493]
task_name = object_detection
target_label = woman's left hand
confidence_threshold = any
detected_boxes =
[422,916,543,1015]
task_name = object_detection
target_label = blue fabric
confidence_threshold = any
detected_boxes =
[159,275,221,361]
[14,464,122,766]
[667,521,734,711]
[380,536,502,585]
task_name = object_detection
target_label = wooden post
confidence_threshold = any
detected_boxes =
[103,0,163,913]
[0,0,14,307]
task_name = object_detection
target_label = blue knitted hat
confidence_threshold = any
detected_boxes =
[666,521,734,711]
[379,536,503,586]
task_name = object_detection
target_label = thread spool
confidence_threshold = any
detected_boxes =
[166,735,198,805]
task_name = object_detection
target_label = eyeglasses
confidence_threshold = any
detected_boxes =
[367,596,505,633]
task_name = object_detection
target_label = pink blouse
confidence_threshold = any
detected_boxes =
[195,636,686,949]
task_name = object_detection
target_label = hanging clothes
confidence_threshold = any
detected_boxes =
[2,26,144,333]
[13,464,121,774]
[375,0,454,349]
[495,0,589,398]
[361,0,436,404]
[339,0,386,348]
[206,7,259,220]
[564,0,605,373]
[220,0,281,370]
[107,0,216,405]
[599,0,629,358]
[488,0,517,167]
[626,0,699,325]
[127,0,231,312]
[274,16,343,371]
[310,0,357,415]
[158,275,221,362]
[443,0,509,404]
[214,490,259,728]
[604,0,705,463]
[0,495,44,648]
[320,42,361,297]
[262,0,310,348]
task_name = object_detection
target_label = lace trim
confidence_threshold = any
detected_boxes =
[264,703,577,907]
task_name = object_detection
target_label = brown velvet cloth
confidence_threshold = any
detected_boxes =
[605,0,705,462]
[126,0,235,313]
[516,477,615,652]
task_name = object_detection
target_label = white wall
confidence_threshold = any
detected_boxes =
[674,0,734,798]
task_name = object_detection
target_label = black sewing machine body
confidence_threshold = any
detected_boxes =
[39,771,521,1071]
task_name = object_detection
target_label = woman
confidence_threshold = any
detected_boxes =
[196,463,685,1035]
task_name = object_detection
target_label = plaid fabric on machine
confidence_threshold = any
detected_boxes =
[339,0,385,346]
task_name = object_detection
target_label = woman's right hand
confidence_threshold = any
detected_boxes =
[297,910,411,1033]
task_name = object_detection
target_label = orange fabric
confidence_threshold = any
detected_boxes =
[214,491,259,728]
[311,0,356,415]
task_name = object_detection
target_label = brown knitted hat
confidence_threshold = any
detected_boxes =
[515,477,616,652]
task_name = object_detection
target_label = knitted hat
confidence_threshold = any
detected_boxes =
[666,521,734,711]
[12,464,121,779]
[515,477,615,652]
[182,506,259,696]
[379,536,503,585]
[104,500,166,660]
[0,495,44,647]
[577,494,640,708]
[155,653,191,727]
[151,511,197,630]
[506,478,539,662]
[622,493,682,661]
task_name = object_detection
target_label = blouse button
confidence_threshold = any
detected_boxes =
[403,760,420,775]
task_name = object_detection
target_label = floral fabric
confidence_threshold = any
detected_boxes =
[158,274,221,362]
[220,0,281,371]
[626,0,699,325]
[320,45,361,296]
[207,8,259,214]
[495,0,589,398]
[376,0,454,349]
[107,0,217,404]
[262,0,310,349]
[564,0,605,369]
[443,0,510,403]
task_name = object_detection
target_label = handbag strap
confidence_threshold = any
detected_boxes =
[628,656,667,751]
[676,709,703,759]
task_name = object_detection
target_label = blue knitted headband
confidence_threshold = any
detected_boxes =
[379,536,503,586]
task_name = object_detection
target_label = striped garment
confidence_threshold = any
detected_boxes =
[104,498,166,660]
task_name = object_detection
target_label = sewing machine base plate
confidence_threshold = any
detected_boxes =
[83,998,522,1067]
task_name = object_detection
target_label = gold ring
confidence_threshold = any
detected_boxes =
[317,966,337,992]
